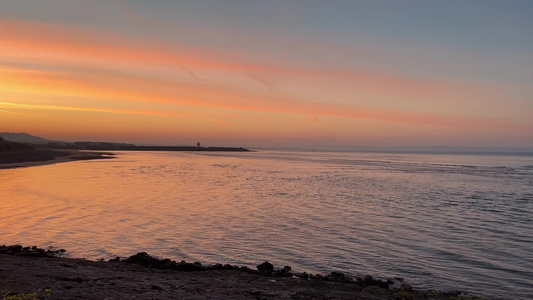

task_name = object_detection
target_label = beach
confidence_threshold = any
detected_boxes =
[0,245,486,300]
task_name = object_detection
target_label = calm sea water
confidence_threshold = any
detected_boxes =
[1,150,532,299]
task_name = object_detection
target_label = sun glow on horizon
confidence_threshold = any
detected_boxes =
[1,2,532,147]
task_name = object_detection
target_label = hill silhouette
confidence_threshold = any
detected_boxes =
[0,136,36,152]
[0,132,51,144]
[0,137,73,165]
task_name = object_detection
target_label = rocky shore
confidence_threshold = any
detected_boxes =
[0,245,491,300]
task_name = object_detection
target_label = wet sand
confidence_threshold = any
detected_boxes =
[0,150,114,169]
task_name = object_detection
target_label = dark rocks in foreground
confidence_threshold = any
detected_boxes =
[109,252,403,291]
[0,245,492,300]
[257,261,274,275]
[0,244,66,258]
[112,252,206,271]
[112,252,395,288]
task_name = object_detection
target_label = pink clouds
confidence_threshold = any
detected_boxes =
[1,18,531,145]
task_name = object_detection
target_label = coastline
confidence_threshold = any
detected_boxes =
[0,150,115,169]
[0,245,493,300]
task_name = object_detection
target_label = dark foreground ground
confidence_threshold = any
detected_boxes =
[0,246,491,300]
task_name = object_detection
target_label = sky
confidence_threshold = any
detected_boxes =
[1,0,532,148]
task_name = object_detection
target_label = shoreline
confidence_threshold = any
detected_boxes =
[75,144,251,152]
[0,150,115,169]
[0,245,494,300]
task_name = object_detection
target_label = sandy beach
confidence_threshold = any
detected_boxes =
[0,246,488,300]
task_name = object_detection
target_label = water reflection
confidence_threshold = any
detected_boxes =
[1,150,532,299]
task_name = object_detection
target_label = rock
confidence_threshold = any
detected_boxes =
[400,283,413,292]
[376,279,389,289]
[0,244,63,258]
[161,260,177,269]
[299,272,309,279]
[123,252,161,268]
[6,245,23,253]
[354,275,390,288]
[20,248,48,258]
[175,262,205,271]
[256,261,274,275]
[273,265,292,277]
[239,266,254,273]
[153,258,170,269]
[223,264,237,270]
[280,266,292,277]
[328,271,345,281]
[119,252,206,271]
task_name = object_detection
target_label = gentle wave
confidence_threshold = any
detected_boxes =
[1,150,533,299]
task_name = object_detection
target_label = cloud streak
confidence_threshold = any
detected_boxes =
[1,17,531,145]
[0,109,28,116]
[0,19,492,104]
[1,64,530,133]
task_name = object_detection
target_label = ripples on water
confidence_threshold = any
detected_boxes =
[1,150,532,299]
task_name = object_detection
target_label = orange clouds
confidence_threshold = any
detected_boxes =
[0,18,483,102]
[2,63,529,134]
[1,18,531,145]
[0,109,27,115]
[0,18,255,75]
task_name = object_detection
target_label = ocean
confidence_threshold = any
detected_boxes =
[1,150,532,299]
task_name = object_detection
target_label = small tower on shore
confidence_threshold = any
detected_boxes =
[196,142,201,148]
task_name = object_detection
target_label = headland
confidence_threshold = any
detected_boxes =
[73,142,250,152]
[0,134,250,169]
[0,137,115,169]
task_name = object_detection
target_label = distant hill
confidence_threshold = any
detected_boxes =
[0,136,35,152]
[0,132,51,144]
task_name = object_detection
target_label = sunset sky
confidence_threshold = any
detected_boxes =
[1,0,532,148]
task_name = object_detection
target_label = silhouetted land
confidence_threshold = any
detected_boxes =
[1,133,250,152]
[74,142,250,152]
[0,137,114,168]
[0,135,249,168]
